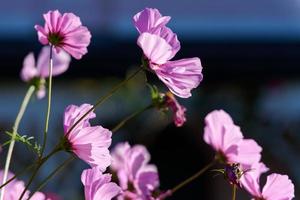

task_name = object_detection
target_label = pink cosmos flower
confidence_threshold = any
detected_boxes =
[0,170,48,200]
[81,167,121,200]
[20,46,71,99]
[63,104,112,171]
[111,142,160,200]
[134,8,203,98]
[133,8,171,34]
[240,163,295,200]
[165,92,186,127]
[35,10,91,59]
[203,110,262,169]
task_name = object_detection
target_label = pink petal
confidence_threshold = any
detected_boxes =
[137,32,175,65]
[262,173,295,200]
[36,46,71,78]
[165,92,186,127]
[63,104,95,133]
[34,25,49,45]
[36,86,46,99]
[35,10,91,59]
[156,57,203,98]
[135,165,159,197]
[150,26,180,58]
[229,139,262,168]
[82,168,121,200]
[203,110,243,158]
[30,192,47,200]
[43,10,61,33]
[240,162,269,197]
[71,126,112,170]
[20,52,38,82]
[133,8,171,34]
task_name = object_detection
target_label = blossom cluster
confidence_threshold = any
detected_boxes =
[0,5,295,200]
[203,110,295,200]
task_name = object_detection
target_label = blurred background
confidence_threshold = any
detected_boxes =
[0,0,300,199]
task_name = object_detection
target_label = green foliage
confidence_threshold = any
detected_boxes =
[4,131,41,156]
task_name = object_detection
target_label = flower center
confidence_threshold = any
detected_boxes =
[48,32,64,46]
[224,163,243,186]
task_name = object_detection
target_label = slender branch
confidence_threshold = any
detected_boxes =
[65,67,143,138]
[0,85,35,200]
[171,160,216,194]
[40,45,53,157]
[0,163,36,190]
[27,156,75,200]
[18,147,61,200]
[232,185,237,200]
[111,104,153,133]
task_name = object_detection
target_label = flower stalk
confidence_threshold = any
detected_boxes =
[27,156,75,200]
[40,45,53,157]
[171,160,216,195]
[232,185,237,200]
[111,104,153,133]
[0,85,35,200]
[65,67,143,138]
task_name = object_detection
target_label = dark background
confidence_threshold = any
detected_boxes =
[0,1,300,199]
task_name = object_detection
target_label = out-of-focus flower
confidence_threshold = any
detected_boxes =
[20,46,71,99]
[63,104,112,171]
[203,110,262,169]
[35,10,91,59]
[0,170,48,200]
[81,167,121,200]
[134,8,203,98]
[44,193,62,200]
[240,163,294,200]
[165,92,186,127]
[111,142,160,200]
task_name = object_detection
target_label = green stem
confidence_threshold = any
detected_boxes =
[171,160,216,194]
[111,104,153,133]
[232,185,237,200]
[27,156,74,200]
[41,45,53,157]
[65,67,143,137]
[18,146,61,200]
[0,85,35,200]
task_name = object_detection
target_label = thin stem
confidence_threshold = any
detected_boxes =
[111,104,153,133]
[0,85,35,200]
[18,146,61,200]
[41,45,53,157]
[0,162,36,190]
[27,156,75,200]
[232,185,237,200]
[171,160,216,194]
[65,67,143,138]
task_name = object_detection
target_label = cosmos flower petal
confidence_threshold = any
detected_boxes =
[156,58,203,98]
[35,10,91,59]
[229,139,262,168]
[137,32,175,65]
[133,8,171,34]
[240,162,269,197]
[111,142,160,199]
[20,52,38,82]
[36,46,71,78]
[81,167,121,200]
[262,173,295,200]
[64,104,112,171]
[63,104,95,133]
[203,110,243,153]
